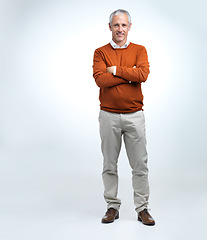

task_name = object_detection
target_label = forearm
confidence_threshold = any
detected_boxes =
[93,72,128,88]
[115,65,149,83]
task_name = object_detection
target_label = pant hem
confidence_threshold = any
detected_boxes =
[135,205,148,213]
[107,204,120,211]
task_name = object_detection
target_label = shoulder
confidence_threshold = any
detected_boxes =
[129,42,147,51]
[94,43,112,53]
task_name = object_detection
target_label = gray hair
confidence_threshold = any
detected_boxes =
[109,9,131,27]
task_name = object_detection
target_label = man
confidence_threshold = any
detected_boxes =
[93,9,155,226]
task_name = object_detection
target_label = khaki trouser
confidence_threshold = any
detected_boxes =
[99,110,149,213]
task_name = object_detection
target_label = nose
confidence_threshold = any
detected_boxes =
[118,25,123,32]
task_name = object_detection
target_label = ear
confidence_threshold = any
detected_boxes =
[128,23,132,31]
[108,23,112,31]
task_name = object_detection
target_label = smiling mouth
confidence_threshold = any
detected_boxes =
[116,33,124,37]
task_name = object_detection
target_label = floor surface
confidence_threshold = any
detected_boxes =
[1,150,206,240]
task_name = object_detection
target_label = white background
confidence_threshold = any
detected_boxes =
[0,0,207,239]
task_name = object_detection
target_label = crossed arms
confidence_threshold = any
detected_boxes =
[93,47,150,88]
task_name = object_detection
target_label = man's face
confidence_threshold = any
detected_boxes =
[109,13,131,47]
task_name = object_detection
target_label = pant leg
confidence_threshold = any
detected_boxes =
[122,111,150,213]
[99,110,122,210]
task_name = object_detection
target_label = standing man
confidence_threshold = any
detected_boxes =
[93,9,155,226]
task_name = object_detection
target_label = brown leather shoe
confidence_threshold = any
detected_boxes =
[102,208,119,223]
[138,209,155,226]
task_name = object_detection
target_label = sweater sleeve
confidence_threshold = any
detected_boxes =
[93,49,128,88]
[115,47,150,83]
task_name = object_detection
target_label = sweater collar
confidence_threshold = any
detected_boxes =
[110,39,130,49]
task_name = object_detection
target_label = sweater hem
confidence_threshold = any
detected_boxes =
[100,107,143,114]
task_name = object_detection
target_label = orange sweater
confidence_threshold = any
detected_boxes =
[93,43,150,113]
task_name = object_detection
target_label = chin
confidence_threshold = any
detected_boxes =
[116,37,124,42]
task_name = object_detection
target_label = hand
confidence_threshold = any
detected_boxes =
[106,66,115,74]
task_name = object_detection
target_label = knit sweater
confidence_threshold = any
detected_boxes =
[93,42,150,113]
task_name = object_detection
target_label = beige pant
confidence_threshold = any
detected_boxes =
[99,110,150,213]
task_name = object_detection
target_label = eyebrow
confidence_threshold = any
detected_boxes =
[113,23,128,26]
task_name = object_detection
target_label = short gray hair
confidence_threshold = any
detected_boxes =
[109,9,131,27]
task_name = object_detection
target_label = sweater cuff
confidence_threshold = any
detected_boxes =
[115,66,122,77]
[116,66,131,83]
